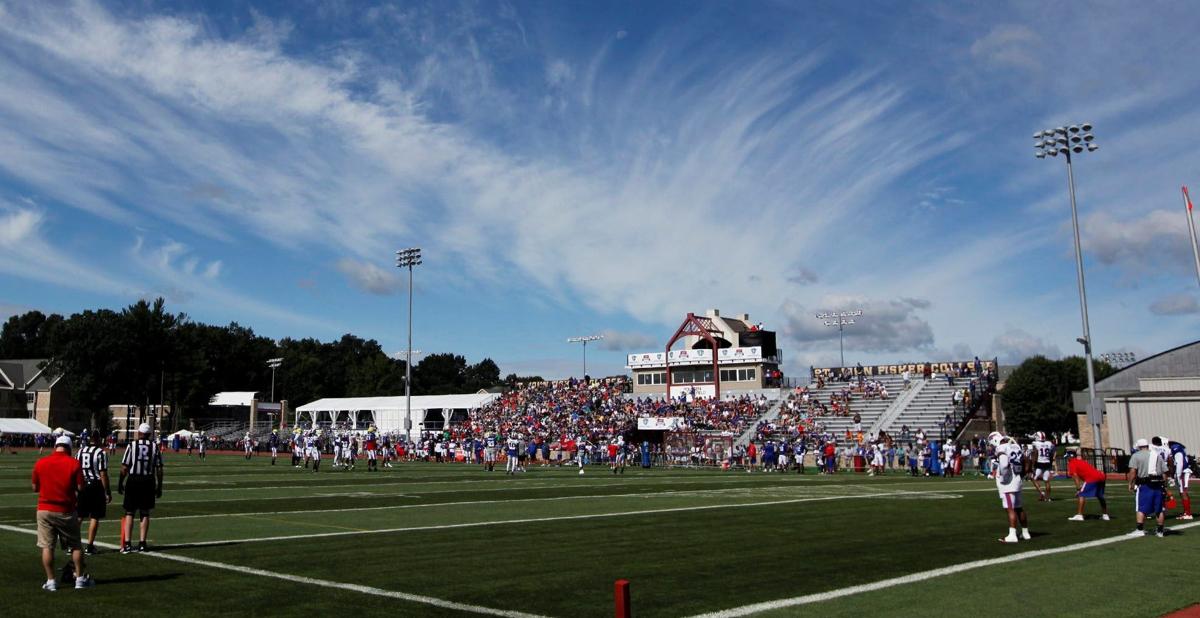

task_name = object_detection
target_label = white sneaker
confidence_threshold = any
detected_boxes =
[74,575,94,589]
[999,536,1019,544]
[1021,531,1032,540]
[1179,514,1194,520]
[42,580,57,592]
[1101,514,1111,521]
[1067,514,1085,521]
[1156,530,1165,538]
[1127,529,1146,537]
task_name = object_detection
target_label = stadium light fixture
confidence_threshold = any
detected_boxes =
[266,357,283,403]
[814,309,863,368]
[567,335,605,379]
[396,247,422,441]
[1099,351,1137,368]
[1033,122,1103,453]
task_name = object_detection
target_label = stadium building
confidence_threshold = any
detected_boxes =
[626,309,782,399]
[1073,340,1200,451]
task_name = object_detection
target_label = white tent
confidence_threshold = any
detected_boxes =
[295,393,498,438]
[209,391,258,406]
[0,418,54,434]
[167,429,195,440]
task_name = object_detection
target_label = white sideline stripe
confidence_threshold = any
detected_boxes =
[149,484,920,521]
[135,487,990,547]
[0,524,546,618]
[688,521,1200,618]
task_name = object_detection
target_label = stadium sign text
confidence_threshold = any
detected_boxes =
[811,359,995,378]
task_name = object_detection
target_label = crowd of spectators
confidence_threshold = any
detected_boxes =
[460,377,769,448]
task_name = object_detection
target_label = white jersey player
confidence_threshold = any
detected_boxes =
[1170,441,1193,519]
[990,432,1030,543]
[505,435,520,475]
[1031,432,1055,501]
[305,432,321,472]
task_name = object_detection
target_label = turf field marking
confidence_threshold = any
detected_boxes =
[138,487,993,547]
[144,483,974,521]
[0,524,545,617]
[687,520,1200,618]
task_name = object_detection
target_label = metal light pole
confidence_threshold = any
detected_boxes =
[815,310,862,368]
[567,335,604,378]
[1035,123,1102,452]
[396,247,422,441]
[1183,187,1200,288]
[266,357,283,402]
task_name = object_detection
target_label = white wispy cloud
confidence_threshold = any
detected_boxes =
[986,327,1063,364]
[335,258,404,295]
[1149,293,1199,316]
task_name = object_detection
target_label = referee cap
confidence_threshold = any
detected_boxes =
[54,435,72,448]
[138,422,152,434]
[1135,438,1149,448]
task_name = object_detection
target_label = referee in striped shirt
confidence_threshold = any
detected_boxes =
[76,432,111,555]
[118,423,163,554]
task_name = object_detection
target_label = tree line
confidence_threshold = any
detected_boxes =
[999,355,1116,438]
[0,299,535,430]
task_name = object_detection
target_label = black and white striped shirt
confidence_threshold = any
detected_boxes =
[77,445,108,483]
[122,439,163,477]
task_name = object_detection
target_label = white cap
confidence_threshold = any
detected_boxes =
[55,435,72,448]
[138,423,152,434]
[1135,438,1149,448]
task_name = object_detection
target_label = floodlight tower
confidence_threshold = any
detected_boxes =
[396,247,422,440]
[1034,123,1102,452]
[815,310,862,368]
[567,335,604,379]
[266,357,283,402]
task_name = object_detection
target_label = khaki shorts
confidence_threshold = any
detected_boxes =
[36,510,82,551]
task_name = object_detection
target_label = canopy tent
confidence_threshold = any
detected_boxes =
[295,393,498,438]
[209,392,259,406]
[167,429,195,440]
[0,418,54,434]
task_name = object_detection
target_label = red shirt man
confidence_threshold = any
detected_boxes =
[30,436,91,591]
[1066,452,1110,521]
[32,446,84,513]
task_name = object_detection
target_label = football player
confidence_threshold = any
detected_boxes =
[991,432,1031,543]
[268,429,280,465]
[305,430,321,472]
[1031,431,1055,501]
[1170,440,1193,520]
[483,431,498,472]
[505,433,520,475]
[243,431,253,461]
[365,427,379,472]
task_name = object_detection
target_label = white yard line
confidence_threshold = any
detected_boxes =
[0,524,545,618]
[125,487,994,547]
[687,521,1200,618]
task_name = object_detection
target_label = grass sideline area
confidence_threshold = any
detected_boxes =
[1,451,1197,616]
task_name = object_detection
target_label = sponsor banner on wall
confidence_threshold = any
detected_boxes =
[627,347,763,369]
[811,359,996,378]
[637,416,684,431]
[668,384,716,402]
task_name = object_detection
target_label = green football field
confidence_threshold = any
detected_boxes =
[1,451,1197,617]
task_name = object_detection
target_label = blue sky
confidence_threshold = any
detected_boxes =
[2,0,1199,379]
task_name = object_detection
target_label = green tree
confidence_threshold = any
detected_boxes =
[0,310,64,358]
[1001,355,1116,437]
